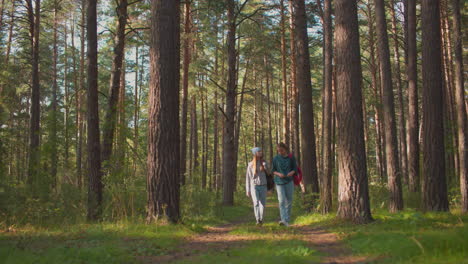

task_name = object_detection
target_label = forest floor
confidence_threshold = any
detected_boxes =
[1,192,468,264]
[138,201,369,264]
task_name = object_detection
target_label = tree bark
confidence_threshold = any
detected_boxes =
[86,0,103,221]
[190,94,198,174]
[320,0,333,214]
[335,0,372,224]
[50,0,59,188]
[421,0,449,212]
[390,0,408,185]
[280,0,289,147]
[374,0,403,212]
[27,0,41,190]
[180,0,191,185]
[77,0,86,190]
[451,0,468,213]
[71,15,80,187]
[222,0,237,206]
[406,0,419,193]
[288,0,300,161]
[146,0,181,223]
[101,0,128,169]
[293,0,319,196]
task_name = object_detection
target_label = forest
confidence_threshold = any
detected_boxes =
[0,0,467,263]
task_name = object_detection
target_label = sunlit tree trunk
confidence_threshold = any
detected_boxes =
[374,0,403,212]
[406,0,419,193]
[146,0,181,223]
[86,0,103,221]
[451,0,467,213]
[293,0,319,197]
[335,0,372,223]
[27,0,41,191]
[102,0,128,170]
[180,0,191,185]
[421,0,449,212]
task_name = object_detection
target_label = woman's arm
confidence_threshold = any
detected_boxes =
[272,158,285,178]
[287,156,298,177]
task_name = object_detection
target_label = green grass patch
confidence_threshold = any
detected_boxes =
[0,221,194,264]
[175,239,321,264]
[297,209,468,264]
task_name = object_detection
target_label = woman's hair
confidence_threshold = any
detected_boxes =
[277,142,289,152]
[251,153,263,175]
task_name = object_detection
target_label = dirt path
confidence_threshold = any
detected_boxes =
[138,219,371,264]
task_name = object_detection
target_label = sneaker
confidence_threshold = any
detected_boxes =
[278,221,284,226]
[256,220,263,226]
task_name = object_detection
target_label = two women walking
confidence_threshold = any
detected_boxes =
[245,143,298,227]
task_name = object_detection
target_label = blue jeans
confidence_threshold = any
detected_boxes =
[276,181,294,224]
[251,185,267,222]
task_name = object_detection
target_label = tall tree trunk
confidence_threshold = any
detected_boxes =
[146,0,181,223]
[280,0,289,146]
[71,15,80,187]
[366,2,385,182]
[374,0,403,212]
[390,0,408,185]
[116,58,126,169]
[421,0,449,212]
[190,94,198,174]
[451,0,468,213]
[406,0,419,192]
[77,0,86,189]
[101,0,128,169]
[180,0,191,185]
[265,55,274,163]
[133,45,139,176]
[320,0,333,214]
[293,0,319,196]
[213,17,220,190]
[289,0,300,160]
[50,0,59,189]
[335,0,372,224]
[201,85,207,189]
[86,0,103,221]
[222,0,237,206]
[27,0,41,190]
[440,3,457,185]
[64,23,70,170]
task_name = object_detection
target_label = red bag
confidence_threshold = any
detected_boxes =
[288,153,302,186]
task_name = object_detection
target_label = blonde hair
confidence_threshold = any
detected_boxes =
[251,154,263,175]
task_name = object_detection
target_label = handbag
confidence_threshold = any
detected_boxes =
[266,172,275,190]
[288,153,303,186]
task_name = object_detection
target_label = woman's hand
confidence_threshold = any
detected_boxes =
[287,171,295,177]
[275,172,286,178]
[246,191,251,198]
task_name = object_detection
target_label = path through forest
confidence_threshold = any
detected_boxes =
[138,202,370,264]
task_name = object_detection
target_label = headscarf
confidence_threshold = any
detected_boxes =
[251,147,262,155]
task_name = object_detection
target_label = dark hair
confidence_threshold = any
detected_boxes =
[277,142,289,152]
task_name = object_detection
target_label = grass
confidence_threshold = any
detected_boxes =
[2,187,467,264]
[175,239,321,264]
[296,209,468,264]
[0,221,194,264]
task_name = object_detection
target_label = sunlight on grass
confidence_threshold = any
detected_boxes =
[0,221,195,264]
[175,239,321,264]
[296,209,468,264]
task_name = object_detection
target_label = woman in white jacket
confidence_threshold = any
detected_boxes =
[246,147,269,226]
